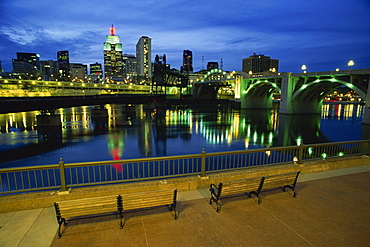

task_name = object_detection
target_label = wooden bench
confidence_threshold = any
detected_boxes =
[209,177,264,212]
[54,195,120,238]
[119,189,178,228]
[54,189,178,238]
[209,171,301,212]
[260,171,300,202]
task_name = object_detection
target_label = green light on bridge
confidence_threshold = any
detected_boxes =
[301,84,308,89]
[337,152,344,156]
[346,83,354,88]
[296,136,303,146]
[321,152,327,159]
[308,147,313,155]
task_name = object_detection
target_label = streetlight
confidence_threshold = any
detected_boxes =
[348,60,354,70]
[301,65,307,73]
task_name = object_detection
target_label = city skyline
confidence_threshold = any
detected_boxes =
[0,0,369,73]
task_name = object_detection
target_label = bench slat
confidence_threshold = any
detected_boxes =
[221,177,262,196]
[262,173,298,190]
[122,189,175,210]
[56,195,118,218]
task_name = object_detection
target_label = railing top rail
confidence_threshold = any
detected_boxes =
[204,145,301,157]
[0,164,59,173]
[64,153,202,168]
[303,140,369,147]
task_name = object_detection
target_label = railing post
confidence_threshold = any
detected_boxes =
[298,143,304,164]
[201,148,206,177]
[59,158,67,191]
[367,139,370,156]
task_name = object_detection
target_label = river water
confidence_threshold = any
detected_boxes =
[0,102,368,168]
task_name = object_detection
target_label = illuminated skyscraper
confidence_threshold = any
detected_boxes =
[136,36,152,83]
[90,62,103,75]
[57,50,70,80]
[104,25,123,82]
[182,50,193,73]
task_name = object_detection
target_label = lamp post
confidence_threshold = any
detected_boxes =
[301,65,307,73]
[348,60,354,70]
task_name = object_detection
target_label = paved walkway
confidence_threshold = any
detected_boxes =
[0,165,370,247]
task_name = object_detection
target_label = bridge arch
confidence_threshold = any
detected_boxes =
[193,69,233,99]
[199,69,231,83]
[291,78,366,102]
[241,79,281,109]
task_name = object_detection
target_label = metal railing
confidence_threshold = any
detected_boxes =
[1,140,369,195]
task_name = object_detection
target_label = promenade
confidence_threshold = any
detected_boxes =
[0,165,369,246]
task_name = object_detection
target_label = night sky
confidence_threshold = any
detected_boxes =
[0,0,369,73]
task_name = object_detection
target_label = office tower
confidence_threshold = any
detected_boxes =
[242,52,279,74]
[12,59,35,74]
[90,62,103,75]
[70,63,87,81]
[207,62,219,70]
[122,54,137,82]
[182,50,193,73]
[136,36,152,83]
[57,50,70,80]
[40,60,59,81]
[104,25,123,82]
[89,62,103,83]
[16,52,40,70]
[13,52,40,75]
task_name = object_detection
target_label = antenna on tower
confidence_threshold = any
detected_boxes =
[110,24,116,36]
[220,58,223,70]
[202,55,204,71]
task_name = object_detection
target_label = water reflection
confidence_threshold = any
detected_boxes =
[0,102,366,167]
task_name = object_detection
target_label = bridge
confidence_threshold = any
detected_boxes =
[192,68,370,123]
[2,69,370,122]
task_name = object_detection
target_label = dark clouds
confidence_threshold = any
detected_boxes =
[0,0,369,72]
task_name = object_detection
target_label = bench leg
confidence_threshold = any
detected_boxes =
[57,218,66,239]
[283,185,297,197]
[216,202,221,213]
[119,210,124,229]
[209,196,221,212]
[249,191,262,204]
[170,203,179,220]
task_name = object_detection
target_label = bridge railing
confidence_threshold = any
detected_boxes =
[1,140,369,195]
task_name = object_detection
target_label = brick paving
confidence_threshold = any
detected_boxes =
[50,172,370,247]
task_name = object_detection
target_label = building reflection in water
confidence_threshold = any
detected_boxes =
[0,102,366,166]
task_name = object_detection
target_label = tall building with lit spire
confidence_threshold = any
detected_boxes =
[104,25,123,83]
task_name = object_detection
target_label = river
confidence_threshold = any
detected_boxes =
[0,102,368,168]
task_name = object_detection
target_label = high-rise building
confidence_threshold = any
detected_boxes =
[40,60,59,81]
[12,59,36,74]
[16,52,40,70]
[122,54,137,82]
[136,36,152,83]
[242,53,279,74]
[104,25,123,83]
[13,52,40,75]
[70,63,87,81]
[90,62,103,75]
[207,62,219,70]
[57,50,70,80]
[182,50,193,73]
